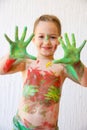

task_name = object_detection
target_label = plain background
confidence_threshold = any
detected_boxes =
[0,0,87,130]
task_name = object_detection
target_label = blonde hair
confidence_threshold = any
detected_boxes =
[33,14,61,35]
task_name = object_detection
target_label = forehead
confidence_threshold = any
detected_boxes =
[35,21,59,35]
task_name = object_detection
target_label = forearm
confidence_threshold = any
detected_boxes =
[3,57,16,73]
[74,61,87,87]
[0,54,26,74]
[0,54,16,74]
[80,65,87,87]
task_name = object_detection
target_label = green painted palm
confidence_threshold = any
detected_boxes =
[53,33,87,80]
[4,26,36,60]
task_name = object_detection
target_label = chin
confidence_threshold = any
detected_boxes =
[42,53,53,57]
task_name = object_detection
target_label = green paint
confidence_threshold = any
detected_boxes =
[45,86,61,102]
[65,65,78,80]
[4,26,36,60]
[23,104,29,112]
[53,33,87,80]
[13,116,32,130]
[45,35,49,41]
[23,85,38,97]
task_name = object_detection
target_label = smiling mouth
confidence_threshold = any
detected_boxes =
[42,47,52,50]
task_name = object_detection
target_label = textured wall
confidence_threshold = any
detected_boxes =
[0,0,87,130]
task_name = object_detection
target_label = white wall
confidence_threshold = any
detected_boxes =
[0,0,87,130]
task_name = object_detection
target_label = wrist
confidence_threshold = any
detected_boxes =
[3,57,16,73]
[73,60,84,77]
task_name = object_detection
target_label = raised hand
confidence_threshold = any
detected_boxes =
[53,33,87,80]
[4,26,36,60]
[53,33,86,64]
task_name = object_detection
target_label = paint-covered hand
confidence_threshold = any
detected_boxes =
[4,26,36,60]
[53,33,86,65]
[53,33,86,80]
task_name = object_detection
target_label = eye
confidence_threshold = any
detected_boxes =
[50,36,57,40]
[38,35,44,39]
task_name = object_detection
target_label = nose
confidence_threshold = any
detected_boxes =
[45,35,49,41]
[44,35,50,44]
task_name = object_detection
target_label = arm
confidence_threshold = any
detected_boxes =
[53,33,87,87]
[0,26,36,74]
[73,61,87,87]
[0,54,26,74]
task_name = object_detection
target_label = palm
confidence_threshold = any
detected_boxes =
[4,26,36,60]
[53,33,86,80]
[53,33,86,64]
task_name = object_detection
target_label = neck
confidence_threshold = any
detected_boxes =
[37,55,54,61]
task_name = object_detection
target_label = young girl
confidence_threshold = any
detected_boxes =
[0,14,87,130]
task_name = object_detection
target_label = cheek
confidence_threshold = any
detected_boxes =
[53,44,58,51]
[36,42,42,49]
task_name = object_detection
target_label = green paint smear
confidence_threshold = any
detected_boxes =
[23,85,38,98]
[13,116,33,130]
[45,86,61,102]
[65,65,78,80]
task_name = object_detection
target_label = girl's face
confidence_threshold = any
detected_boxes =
[33,21,60,59]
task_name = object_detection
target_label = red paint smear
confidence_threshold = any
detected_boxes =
[42,121,54,128]
[3,59,16,72]
[24,68,61,102]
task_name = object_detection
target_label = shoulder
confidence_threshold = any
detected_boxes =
[51,63,65,76]
[24,58,37,69]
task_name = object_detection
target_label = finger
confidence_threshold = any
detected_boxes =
[20,26,27,41]
[64,33,71,46]
[78,40,87,53]
[26,52,36,60]
[71,33,76,47]
[58,37,67,51]
[25,33,34,46]
[4,34,14,44]
[53,57,71,64]
[15,26,19,41]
